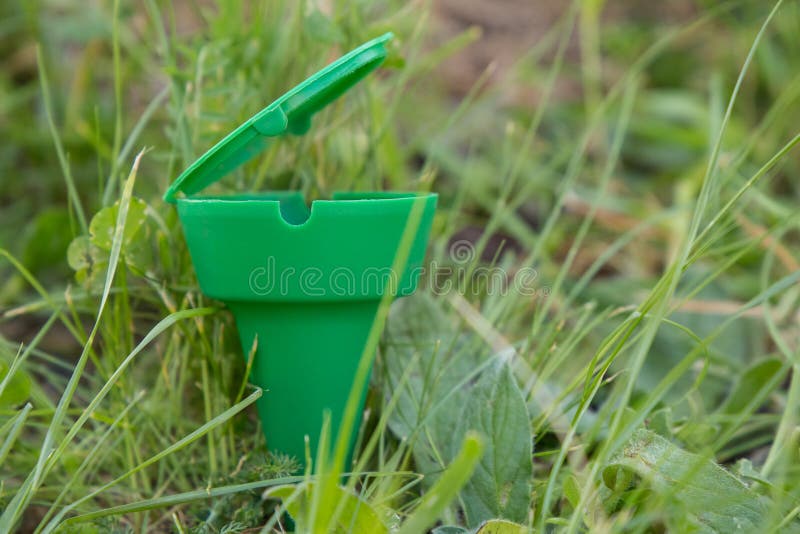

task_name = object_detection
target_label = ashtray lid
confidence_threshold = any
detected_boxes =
[164,33,393,203]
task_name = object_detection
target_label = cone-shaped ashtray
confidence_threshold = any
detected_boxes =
[164,34,437,464]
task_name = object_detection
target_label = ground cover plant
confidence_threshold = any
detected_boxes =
[1,0,800,532]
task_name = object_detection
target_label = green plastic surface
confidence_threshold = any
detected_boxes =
[166,35,438,466]
[164,32,393,203]
[181,192,436,462]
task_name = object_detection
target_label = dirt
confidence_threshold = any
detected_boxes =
[431,0,578,105]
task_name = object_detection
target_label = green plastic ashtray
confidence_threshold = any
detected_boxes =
[165,33,437,465]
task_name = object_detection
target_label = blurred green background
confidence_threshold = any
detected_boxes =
[1,0,799,531]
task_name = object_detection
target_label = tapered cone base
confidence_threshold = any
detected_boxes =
[176,191,437,467]
[228,300,380,465]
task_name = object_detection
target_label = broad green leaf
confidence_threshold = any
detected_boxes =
[383,295,485,480]
[67,235,108,291]
[647,407,673,438]
[733,458,773,489]
[0,360,31,408]
[264,482,388,533]
[604,429,800,533]
[431,526,469,534]
[21,207,73,275]
[88,197,147,250]
[717,357,786,415]
[397,433,484,534]
[68,197,154,286]
[66,236,93,271]
[474,519,529,534]
[674,420,720,450]
[431,519,528,534]
[562,475,581,510]
[122,223,154,275]
[455,363,532,526]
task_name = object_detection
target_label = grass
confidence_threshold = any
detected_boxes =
[1,0,800,532]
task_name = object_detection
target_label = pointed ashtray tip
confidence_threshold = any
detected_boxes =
[228,298,382,463]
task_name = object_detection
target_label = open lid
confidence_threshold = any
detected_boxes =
[164,33,393,203]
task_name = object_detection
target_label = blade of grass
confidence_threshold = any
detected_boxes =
[35,390,146,532]
[396,432,484,534]
[0,311,58,401]
[0,150,145,531]
[44,307,217,478]
[0,403,32,465]
[565,3,786,530]
[41,387,263,533]
[60,475,304,526]
[36,45,87,234]
[101,0,124,206]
